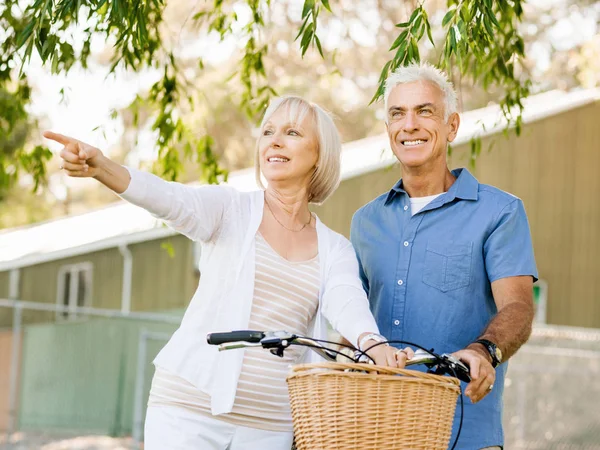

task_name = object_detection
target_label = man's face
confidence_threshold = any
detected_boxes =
[386,80,459,170]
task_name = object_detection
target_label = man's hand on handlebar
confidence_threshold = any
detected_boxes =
[451,347,495,403]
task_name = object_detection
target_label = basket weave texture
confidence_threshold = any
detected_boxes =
[287,362,460,450]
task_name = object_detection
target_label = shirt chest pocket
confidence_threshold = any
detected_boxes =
[422,241,473,292]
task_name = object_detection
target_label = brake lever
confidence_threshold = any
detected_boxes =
[261,331,297,358]
[436,354,471,383]
[218,342,262,351]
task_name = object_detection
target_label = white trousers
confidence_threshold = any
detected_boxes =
[144,403,294,450]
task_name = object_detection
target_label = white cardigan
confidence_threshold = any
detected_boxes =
[120,167,379,415]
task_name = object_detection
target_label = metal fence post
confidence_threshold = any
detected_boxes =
[7,301,22,444]
[132,329,149,448]
[132,330,171,449]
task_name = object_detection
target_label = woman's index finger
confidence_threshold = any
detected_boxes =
[43,131,78,146]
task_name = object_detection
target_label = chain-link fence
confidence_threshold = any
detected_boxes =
[0,299,179,449]
[1,299,599,449]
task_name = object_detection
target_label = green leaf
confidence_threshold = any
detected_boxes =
[515,115,522,136]
[460,2,472,23]
[416,22,426,41]
[450,26,457,50]
[16,21,35,49]
[488,10,501,28]
[395,22,410,28]
[377,60,393,82]
[411,39,420,63]
[369,83,385,105]
[314,34,324,58]
[457,19,467,41]
[394,39,409,60]
[51,52,59,73]
[408,7,420,24]
[442,9,455,27]
[295,15,310,41]
[515,37,525,56]
[389,29,409,51]
[300,29,314,57]
[302,0,315,19]
[483,16,494,37]
[411,15,423,34]
[321,0,331,13]
[425,21,434,47]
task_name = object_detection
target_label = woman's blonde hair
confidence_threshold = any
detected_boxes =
[255,96,341,205]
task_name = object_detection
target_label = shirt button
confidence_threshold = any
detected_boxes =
[403,241,409,247]
[397,279,403,285]
[394,320,400,326]
[403,205,408,211]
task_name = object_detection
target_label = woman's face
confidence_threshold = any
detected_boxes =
[258,106,319,190]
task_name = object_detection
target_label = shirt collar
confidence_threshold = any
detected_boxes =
[384,168,479,205]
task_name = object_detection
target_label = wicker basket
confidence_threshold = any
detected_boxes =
[286,362,461,450]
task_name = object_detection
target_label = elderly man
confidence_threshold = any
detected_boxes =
[350,62,538,449]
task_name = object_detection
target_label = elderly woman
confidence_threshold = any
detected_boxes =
[44,96,412,450]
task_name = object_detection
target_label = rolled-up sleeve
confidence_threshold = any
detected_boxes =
[484,198,538,282]
[321,240,380,346]
[118,166,232,242]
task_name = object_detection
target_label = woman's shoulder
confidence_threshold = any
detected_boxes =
[317,218,354,252]
[218,188,264,220]
[199,185,262,203]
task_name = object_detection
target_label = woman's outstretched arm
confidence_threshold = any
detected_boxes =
[44,131,232,243]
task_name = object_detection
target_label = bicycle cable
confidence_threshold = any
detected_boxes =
[447,365,465,450]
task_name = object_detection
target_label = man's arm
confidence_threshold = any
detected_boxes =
[472,275,534,361]
[454,275,534,403]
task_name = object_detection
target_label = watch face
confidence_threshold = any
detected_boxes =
[494,347,502,362]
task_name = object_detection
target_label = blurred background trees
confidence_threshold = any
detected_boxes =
[0,0,598,228]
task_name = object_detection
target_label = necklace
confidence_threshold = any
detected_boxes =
[264,196,311,232]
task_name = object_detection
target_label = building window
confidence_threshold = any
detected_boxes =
[56,262,93,320]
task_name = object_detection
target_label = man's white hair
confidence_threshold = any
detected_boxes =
[383,62,458,121]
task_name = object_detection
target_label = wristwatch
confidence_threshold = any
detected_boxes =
[474,339,502,368]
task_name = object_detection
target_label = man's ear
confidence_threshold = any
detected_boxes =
[446,112,460,143]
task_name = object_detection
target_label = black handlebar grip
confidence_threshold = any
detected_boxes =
[206,330,265,345]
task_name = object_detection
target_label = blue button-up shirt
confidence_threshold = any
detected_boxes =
[350,168,538,449]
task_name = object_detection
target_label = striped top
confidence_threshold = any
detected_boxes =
[149,232,320,431]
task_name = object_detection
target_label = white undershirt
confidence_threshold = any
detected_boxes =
[410,193,444,215]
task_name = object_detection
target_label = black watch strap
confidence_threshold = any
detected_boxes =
[474,339,501,368]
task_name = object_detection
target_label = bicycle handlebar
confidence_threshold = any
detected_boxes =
[206,330,471,383]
